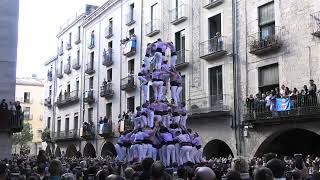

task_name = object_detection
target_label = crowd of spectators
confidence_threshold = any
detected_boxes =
[2,152,320,180]
[246,80,318,117]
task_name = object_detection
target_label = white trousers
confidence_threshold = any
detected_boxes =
[148,111,154,128]
[176,86,183,102]
[180,146,193,164]
[128,145,135,162]
[193,147,203,164]
[170,55,177,67]
[115,144,123,161]
[154,52,162,70]
[171,86,178,104]
[180,115,187,128]
[136,144,144,162]
[162,114,170,127]
[166,144,176,167]
[152,81,164,100]
[175,144,181,165]
[154,114,162,124]
[134,117,142,129]
[141,115,147,128]
[172,115,180,124]
[144,56,151,70]
[138,76,148,103]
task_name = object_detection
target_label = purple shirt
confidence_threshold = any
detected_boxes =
[118,135,126,144]
[151,102,162,111]
[167,43,176,53]
[161,102,168,111]
[192,137,201,146]
[171,104,180,113]
[156,41,167,53]
[180,106,187,114]
[160,132,173,142]
[169,128,181,138]
[161,64,170,72]
[146,44,152,55]
[152,71,162,79]
[139,67,148,75]
[170,72,179,82]
[134,131,149,142]
[177,134,191,143]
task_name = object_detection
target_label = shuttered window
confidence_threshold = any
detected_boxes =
[259,64,279,87]
[259,2,275,26]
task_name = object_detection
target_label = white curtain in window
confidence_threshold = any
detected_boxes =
[259,2,275,26]
[259,64,279,87]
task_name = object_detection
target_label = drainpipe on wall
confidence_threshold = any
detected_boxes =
[139,0,144,106]
[119,0,123,131]
[96,16,102,155]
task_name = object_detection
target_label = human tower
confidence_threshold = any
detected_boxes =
[115,39,203,167]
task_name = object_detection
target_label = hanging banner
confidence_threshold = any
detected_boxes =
[276,97,291,111]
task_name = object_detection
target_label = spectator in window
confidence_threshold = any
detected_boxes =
[309,80,317,95]
[265,91,272,111]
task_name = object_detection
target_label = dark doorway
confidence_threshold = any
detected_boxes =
[203,139,233,159]
[66,145,77,158]
[83,143,96,158]
[55,146,61,157]
[255,129,320,157]
[101,142,117,157]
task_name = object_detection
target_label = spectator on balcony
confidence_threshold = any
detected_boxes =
[214,32,223,51]
[309,80,317,106]
[265,91,272,111]
[246,95,254,112]
[280,85,286,97]
[290,88,299,108]
[0,99,8,111]
[15,101,22,114]
[8,101,16,115]
[275,87,280,98]
[99,117,103,124]
[103,116,109,124]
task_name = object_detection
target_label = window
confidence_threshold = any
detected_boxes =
[77,50,80,63]
[208,14,221,39]
[89,77,94,89]
[65,117,70,132]
[209,66,223,96]
[129,4,134,21]
[76,80,79,92]
[74,116,78,130]
[24,92,31,103]
[258,2,275,40]
[128,59,134,74]
[57,119,61,132]
[108,41,113,48]
[151,3,158,21]
[259,64,279,93]
[88,108,93,122]
[129,28,135,36]
[60,61,63,73]
[107,68,112,81]
[127,97,135,112]
[109,18,113,28]
[90,52,94,68]
[175,29,186,51]
[47,117,51,129]
[61,41,63,48]
[49,86,52,96]
[106,103,112,119]
[68,32,72,44]
[77,26,81,39]
[180,75,186,102]
[67,84,71,93]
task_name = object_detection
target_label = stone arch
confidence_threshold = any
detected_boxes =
[83,143,96,158]
[101,142,117,158]
[54,146,61,157]
[203,139,234,159]
[66,145,77,158]
[45,145,52,156]
[253,128,320,157]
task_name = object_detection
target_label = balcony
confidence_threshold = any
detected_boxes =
[105,26,113,39]
[311,11,320,37]
[200,36,227,60]
[170,4,188,25]
[100,83,114,99]
[175,49,189,69]
[56,90,80,108]
[72,59,81,70]
[121,76,136,92]
[47,71,53,81]
[98,123,114,138]
[83,90,95,104]
[188,94,231,118]
[54,129,80,142]
[145,19,160,37]
[203,0,224,9]
[87,38,95,49]
[63,63,71,75]
[126,11,136,26]
[85,63,95,75]
[249,26,282,55]
[66,43,72,50]
[0,110,24,133]
[123,39,137,57]
[74,34,81,44]
[57,70,63,79]
[81,123,95,140]
[243,94,320,127]
[44,97,52,107]
[102,49,113,67]
[58,47,64,56]
[41,128,52,142]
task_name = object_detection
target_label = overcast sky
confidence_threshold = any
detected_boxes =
[16,0,105,78]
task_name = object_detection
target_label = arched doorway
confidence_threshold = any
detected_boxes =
[45,145,52,156]
[83,143,96,158]
[203,139,234,159]
[55,146,61,157]
[101,142,117,157]
[66,145,77,158]
[255,128,320,157]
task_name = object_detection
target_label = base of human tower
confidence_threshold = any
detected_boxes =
[113,39,206,167]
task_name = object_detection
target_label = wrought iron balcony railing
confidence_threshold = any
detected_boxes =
[102,49,113,67]
[244,93,320,125]
[249,26,282,55]
[145,19,160,37]
[98,123,113,138]
[44,97,52,107]
[84,90,95,104]
[74,33,81,44]
[203,0,224,9]
[64,63,71,75]
[311,11,320,37]
[170,4,188,25]
[47,72,53,81]
[105,25,113,39]
[121,76,136,92]
[187,94,231,116]
[100,83,114,99]
[81,123,95,140]
[57,69,63,79]
[123,39,137,57]
[175,49,189,69]
[85,63,95,75]
[72,59,81,70]
[56,90,80,108]
[0,110,24,133]
[87,38,95,49]
[54,129,80,142]
[66,43,72,50]
[126,11,136,26]
[58,47,64,56]
[200,36,227,60]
